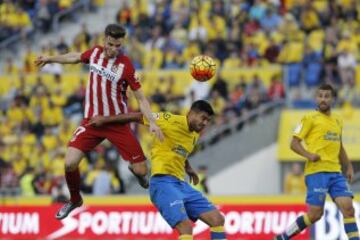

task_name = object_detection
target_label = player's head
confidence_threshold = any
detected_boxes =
[104,24,126,58]
[188,100,214,132]
[316,83,335,113]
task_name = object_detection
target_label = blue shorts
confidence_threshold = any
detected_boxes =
[149,175,216,228]
[305,172,353,206]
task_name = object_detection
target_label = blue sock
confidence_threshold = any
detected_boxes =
[344,218,360,240]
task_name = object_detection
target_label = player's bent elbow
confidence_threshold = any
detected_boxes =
[290,137,300,151]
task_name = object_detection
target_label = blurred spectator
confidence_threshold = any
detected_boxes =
[337,48,356,85]
[211,77,228,100]
[56,36,70,54]
[0,163,18,191]
[300,2,320,33]
[268,75,285,100]
[284,163,306,195]
[19,167,36,196]
[264,38,280,63]
[52,183,68,203]
[183,80,210,109]
[84,160,121,195]
[36,0,52,33]
[260,8,282,33]
[242,75,268,111]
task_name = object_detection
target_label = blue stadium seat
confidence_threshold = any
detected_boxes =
[292,99,317,109]
[304,63,322,87]
[286,63,302,87]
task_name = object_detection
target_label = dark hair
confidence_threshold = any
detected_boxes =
[318,83,335,97]
[190,100,214,116]
[105,24,126,38]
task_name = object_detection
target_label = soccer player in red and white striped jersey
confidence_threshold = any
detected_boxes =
[35,24,164,220]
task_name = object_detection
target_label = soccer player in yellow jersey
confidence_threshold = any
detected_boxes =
[88,100,226,240]
[276,84,359,240]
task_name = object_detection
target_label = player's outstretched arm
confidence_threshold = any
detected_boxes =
[339,142,354,183]
[35,52,82,67]
[133,88,164,141]
[87,113,144,127]
[290,137,320,162]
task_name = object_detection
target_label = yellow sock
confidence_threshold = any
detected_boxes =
[210,226,226,239]
[179,234,193,240]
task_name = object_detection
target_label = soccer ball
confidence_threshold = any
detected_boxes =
[189,55,216,82]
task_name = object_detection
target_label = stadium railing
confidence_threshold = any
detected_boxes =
[52,0,92,31]
[198,99,285,150]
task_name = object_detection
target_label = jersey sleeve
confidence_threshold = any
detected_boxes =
[80,46,97,64]
[293,115,313,140]
[142,112,171,128]
[124,58,141,91]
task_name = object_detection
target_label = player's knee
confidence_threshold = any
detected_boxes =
[131,163,147,176]
[209,212,225,227]
[308,209,323,223]
[341,205,355,218]
[176,220,193,234]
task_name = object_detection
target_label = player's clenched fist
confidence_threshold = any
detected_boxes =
[307,153,320,162]
[87,116,106,127]
[35,56,50,68]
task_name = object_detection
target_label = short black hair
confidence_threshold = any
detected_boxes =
[105,24,126,38]
[318,83,336,97]
[190,100,214,116]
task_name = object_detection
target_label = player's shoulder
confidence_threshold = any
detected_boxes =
[88,45,103,52]
[302,111,319,120]
[331,112,343,124]
[116,51,131,62]
[157,112,176,121]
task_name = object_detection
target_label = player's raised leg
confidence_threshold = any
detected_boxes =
[199,209,226,240]
[56,147,84,219]
[128,161,149,188]
[107,124,149,188]
[275,205,322,239]
[335,196,360,240]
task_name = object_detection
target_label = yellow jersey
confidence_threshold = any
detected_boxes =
[143,112,199,180]
[293,111,343,175]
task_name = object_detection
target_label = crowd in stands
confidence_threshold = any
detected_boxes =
[1,0,360,197]
[0,0,102,43]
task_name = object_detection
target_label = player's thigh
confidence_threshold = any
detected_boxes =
[305,173,328,206]
[329,173,354,200]
[149,179,188,228]
[182,183,216,222]
[68,121,104,153]
[106,125,145,163]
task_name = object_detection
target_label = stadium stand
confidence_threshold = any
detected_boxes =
[0,0,360,199]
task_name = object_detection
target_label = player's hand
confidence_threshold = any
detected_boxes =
[346,166,354,183]
[34,56,50,68]
[87,116,106,127]
[149,122,164,142]
[186,168,199,185]
[307,153,320,162]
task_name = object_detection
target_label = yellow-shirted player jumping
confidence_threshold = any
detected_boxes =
[87,100,226,240]
[276,84,359,240]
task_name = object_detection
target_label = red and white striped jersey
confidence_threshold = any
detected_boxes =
[80,46,141,119]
